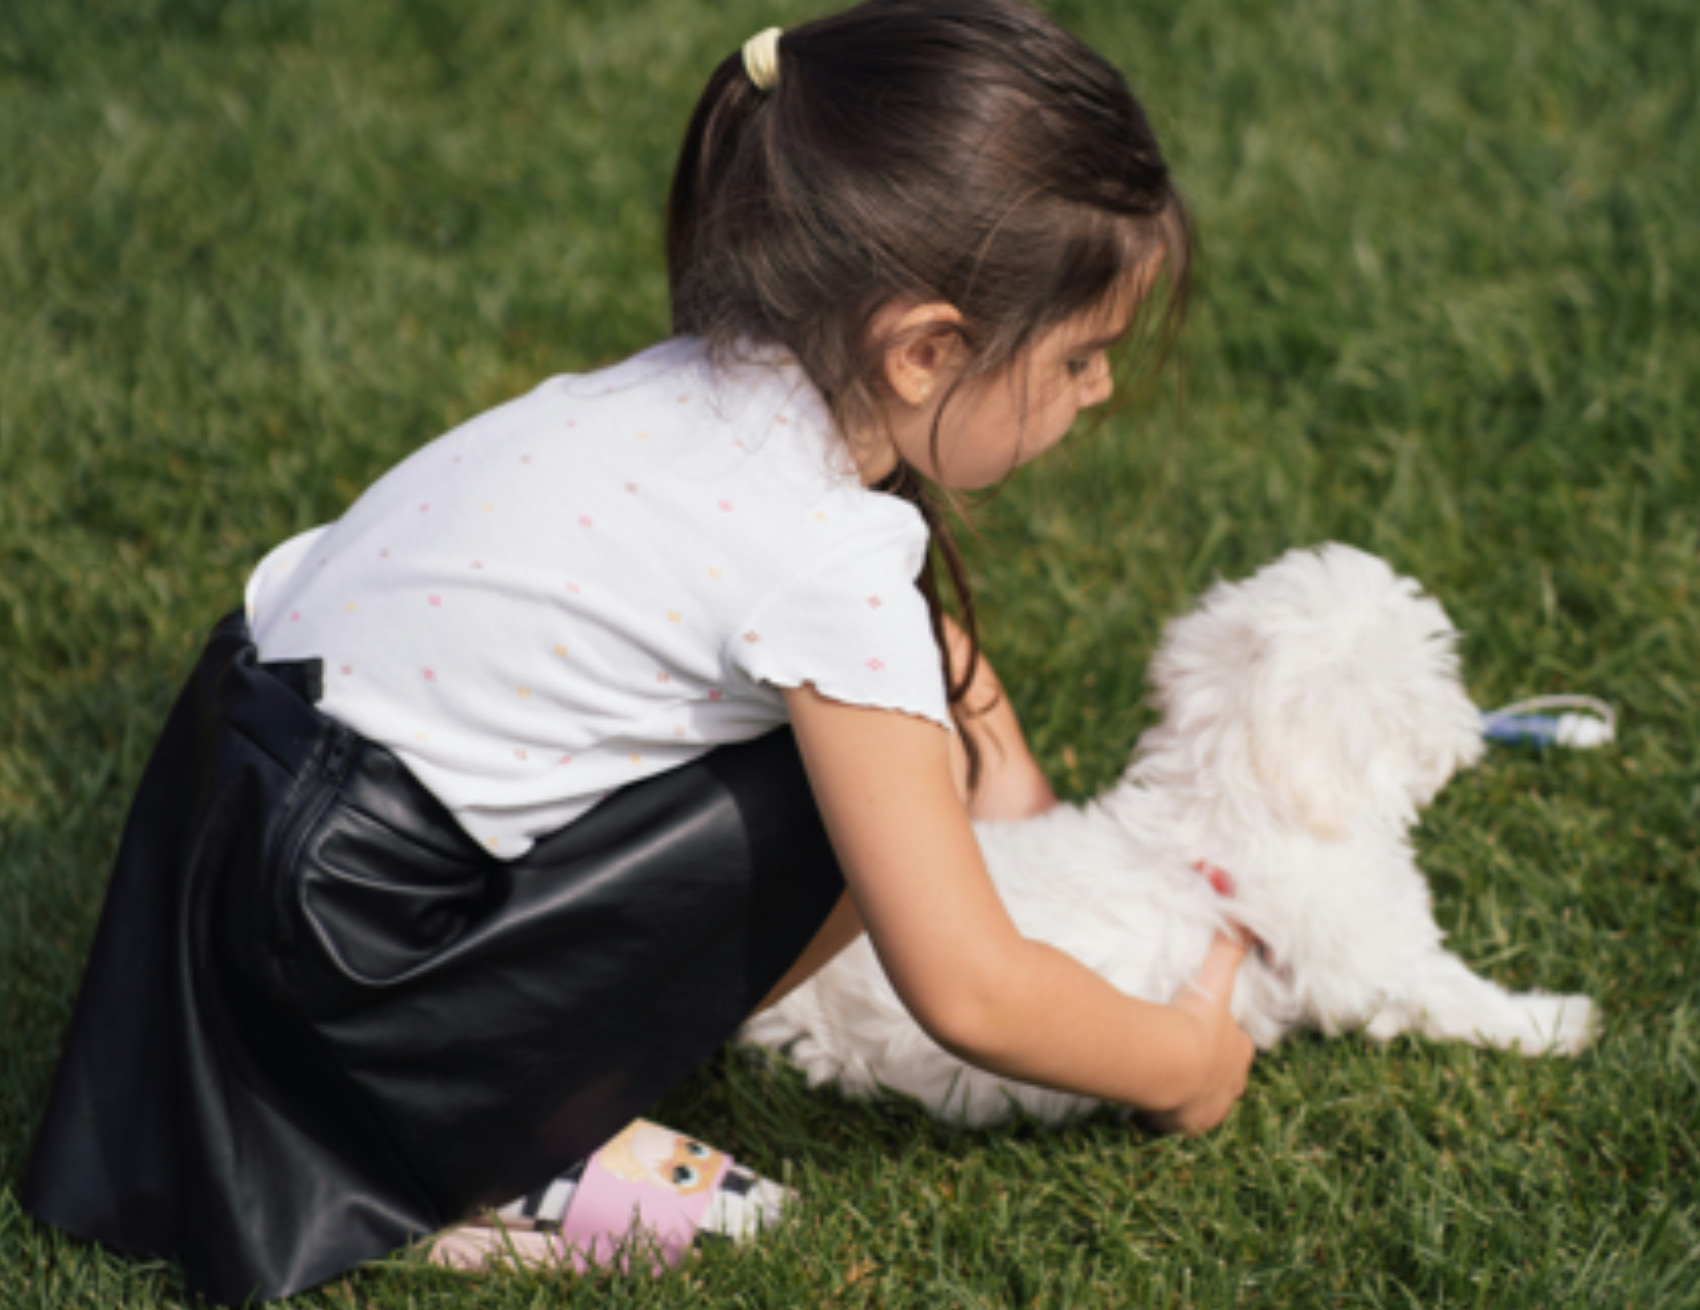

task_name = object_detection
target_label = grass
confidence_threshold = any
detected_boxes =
[2,0,1697,1305]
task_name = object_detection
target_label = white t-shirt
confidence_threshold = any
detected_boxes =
[247,338,950,858]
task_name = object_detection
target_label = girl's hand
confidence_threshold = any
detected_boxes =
[1145,931,1257,1136]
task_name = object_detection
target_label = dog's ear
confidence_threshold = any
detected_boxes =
[1246,660,1383,841]
[1143,544,1482,842]
[1241,554,1483,838]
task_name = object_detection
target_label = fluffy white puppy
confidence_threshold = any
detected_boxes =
[742,544,1598,1126]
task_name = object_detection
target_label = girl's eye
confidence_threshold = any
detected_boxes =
[1066,355,1094,378]
[685,1141,710,1158]
[671,1164,700,1187]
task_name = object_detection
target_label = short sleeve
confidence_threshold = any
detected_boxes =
[726,527,952,730]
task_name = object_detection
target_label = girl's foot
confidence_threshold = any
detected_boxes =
[426,1119,792,1273]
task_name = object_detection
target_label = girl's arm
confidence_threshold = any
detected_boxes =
[939,614,1057,821]
[783,683,1254,1135]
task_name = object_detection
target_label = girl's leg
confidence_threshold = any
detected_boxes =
[755,890,863,1013]
[755,619,1054,1015]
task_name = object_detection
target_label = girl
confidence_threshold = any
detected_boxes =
[22,0,1254,1301]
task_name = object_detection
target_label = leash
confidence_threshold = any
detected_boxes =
[1481,695,1616,749]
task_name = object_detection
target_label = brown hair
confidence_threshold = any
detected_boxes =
[667,0,1190,789]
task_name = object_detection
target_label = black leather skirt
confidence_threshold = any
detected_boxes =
[21,611,844,1304]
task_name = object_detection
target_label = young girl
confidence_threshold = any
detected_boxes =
[23,0,1253,1300]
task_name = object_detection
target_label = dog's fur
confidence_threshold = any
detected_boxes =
[741,544,1597,1126]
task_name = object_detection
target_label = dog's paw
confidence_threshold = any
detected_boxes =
[1509,993,1599,1056]
[1362,1005,1414,1043]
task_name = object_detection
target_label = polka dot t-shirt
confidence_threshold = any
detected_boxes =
[246,338,950,858]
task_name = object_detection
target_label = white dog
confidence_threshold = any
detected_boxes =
[742,544,1598,1126]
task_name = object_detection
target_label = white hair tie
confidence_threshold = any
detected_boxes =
[742,27,783,93]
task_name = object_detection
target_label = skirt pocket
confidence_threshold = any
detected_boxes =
[299,805,493,987]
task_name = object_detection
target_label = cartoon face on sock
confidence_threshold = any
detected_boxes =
[598,1119,724,1196]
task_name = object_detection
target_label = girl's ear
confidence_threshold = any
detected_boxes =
[878,302,966,406]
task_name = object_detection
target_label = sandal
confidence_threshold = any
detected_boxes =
[426,1119,793,1274]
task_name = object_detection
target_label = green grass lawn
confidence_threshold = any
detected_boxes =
[3,0,1697,1305]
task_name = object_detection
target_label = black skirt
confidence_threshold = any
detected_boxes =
[21,611,845,1304]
